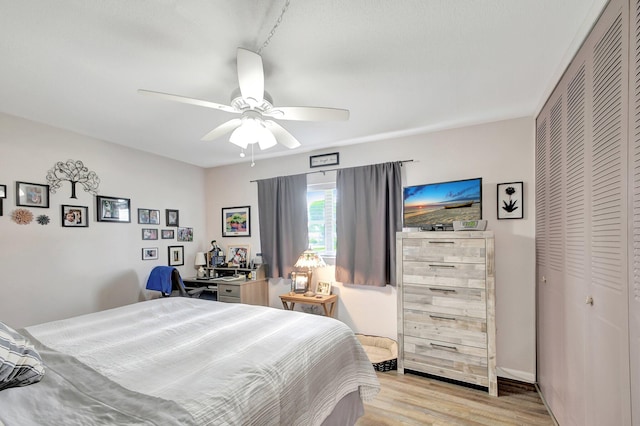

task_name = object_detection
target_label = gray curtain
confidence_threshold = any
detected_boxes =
[257,174,309,279]
[335,162,402,286]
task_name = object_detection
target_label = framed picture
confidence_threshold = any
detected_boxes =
[148,209,160,225]
[161,229,175,239]
[61,205,89,227]
[291,271,309,294]
[16,181,50,208]
[316,281,332,296]
[138,208,159,224]
[142,247,158,260]
[166,209,179,227]
[309,152,340,168]
[142,228,158,240]
[138,208,150,224]
[0,184,6,216]
[227,245,250,267]
[168,245,184,266]
[96,195,131,223]
[497,181,524,220]
[222,206,250,237]
[177,227,193,242]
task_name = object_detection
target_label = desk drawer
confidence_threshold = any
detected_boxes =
[218,295,241,303]
[218,284,240,298]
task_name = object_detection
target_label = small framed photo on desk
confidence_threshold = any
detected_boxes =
[291,272,309,294]
[316,281,332,296]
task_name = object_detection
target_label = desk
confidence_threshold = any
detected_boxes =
[279,293,338,317]
[184,277,268,306]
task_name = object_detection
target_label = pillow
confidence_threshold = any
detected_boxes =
[0,322,45,390]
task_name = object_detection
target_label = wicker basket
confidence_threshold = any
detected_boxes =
[356,334,398,372]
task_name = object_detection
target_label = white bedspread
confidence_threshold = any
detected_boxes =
[25,298,380,425]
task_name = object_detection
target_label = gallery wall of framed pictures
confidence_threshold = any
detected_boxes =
[3,177,199,267]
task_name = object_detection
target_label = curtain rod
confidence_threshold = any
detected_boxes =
[249,159,413,183]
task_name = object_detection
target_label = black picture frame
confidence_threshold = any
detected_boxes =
[222,206,251,237]
[166,209,179,227]
[497,181,524,220]
[16,181,50,208]
[309,152,339,168]
[291,271,309,294]
[61,205,89,228]
[0,184,6,216]
[96,195,131,223]
[168,245,184,266]
[142,228,158,240]
[138,209,160,224]
[161,229,174,239]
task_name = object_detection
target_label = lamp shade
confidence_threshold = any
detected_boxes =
[194,252,207,267]
[294,249,326,270]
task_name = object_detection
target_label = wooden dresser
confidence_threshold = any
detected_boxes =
[396,231,497,396]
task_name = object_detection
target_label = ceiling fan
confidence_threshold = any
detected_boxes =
[138,48,349,151]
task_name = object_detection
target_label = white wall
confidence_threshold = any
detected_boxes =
[0,113,207,328]
[204,116,536,382]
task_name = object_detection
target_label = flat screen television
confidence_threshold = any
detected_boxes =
[403,177,482,229]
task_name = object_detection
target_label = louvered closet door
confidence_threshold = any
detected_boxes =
[629,0,640,423]
[536,90,569,421]
[536,0,631,424]
[586,2,630,424]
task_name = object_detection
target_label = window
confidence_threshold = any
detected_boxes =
[307,183,336,257]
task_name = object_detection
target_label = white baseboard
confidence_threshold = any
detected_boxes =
[496,366,536,383]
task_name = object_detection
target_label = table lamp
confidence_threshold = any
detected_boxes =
[195,252,207,278]
[294,249,326,297]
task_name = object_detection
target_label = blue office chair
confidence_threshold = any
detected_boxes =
[146,266,204,298]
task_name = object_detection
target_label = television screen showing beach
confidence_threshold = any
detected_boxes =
[403,178,482,226]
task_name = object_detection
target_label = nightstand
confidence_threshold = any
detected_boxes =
[279,293,338,317]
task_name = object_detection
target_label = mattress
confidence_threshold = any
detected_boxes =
[0,298,380,425]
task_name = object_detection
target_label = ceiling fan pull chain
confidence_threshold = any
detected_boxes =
[251,144,256,167]
[257,0,291,54]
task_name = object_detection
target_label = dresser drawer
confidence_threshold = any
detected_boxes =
[403,284,486,319]
[403,309,487,348]
[403,261,486,289]
[218,284,240,298]
[403,335,489,385]
[402,238,485,263]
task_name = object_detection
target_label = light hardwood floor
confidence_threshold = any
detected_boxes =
[356,371,555,426]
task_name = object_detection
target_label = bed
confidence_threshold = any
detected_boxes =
[0,298,380,425]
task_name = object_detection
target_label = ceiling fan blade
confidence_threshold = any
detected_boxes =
[138,89,238,114]
[264,121,301,149]
[264,106,349,122]
[236,48,264,104]
[201,118,242,141]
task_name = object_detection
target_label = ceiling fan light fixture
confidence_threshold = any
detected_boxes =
[229,125,251,148]
[257,127,277,150]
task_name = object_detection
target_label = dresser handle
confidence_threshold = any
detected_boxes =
[429,264,455,268]
[428,241,454,244]
[428,287,457,294]
[430,343,458,351]
[429,315,456,321]
[225,289,233,293]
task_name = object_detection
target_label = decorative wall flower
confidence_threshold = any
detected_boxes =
[502,186,518,213]
[36,214,50,225]
[12,208,34,225]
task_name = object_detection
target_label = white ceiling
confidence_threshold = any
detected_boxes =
[0,0,607,168]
